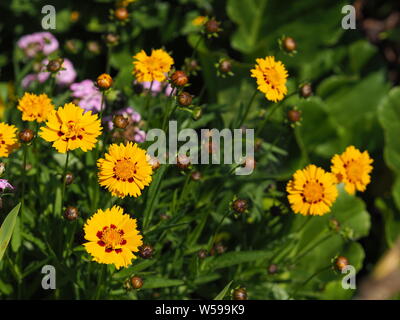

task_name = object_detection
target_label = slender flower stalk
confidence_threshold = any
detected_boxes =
[238,89,258,127]
[60,151,70,215]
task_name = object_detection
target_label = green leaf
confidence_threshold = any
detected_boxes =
[0,203,21,261]
[213,280,233,300]
[206,250,273,271]
[141,277,185,289]
[378,87,400,209]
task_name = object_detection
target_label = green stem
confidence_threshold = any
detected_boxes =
[60,151,70,215]
[190,34,203,60]
[94,265,107,300]
[208,210,230,251]
[255,102,281,137]
[289,265,331,299]
[162,88,176,132]
[238,89,258,128]
[98,91,106,124]
[21,144,28,210]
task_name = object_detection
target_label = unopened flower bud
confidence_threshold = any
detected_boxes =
[19,129,35,143]
[232,199,248,214]
[299,83,313,98]
[65,172,74,185]
[176,154,190,170]
[232,288,247,300]
[160,213,171,220]
[198,249,208,259]
[115,7,129,21]
[282,36,297,53]
[329,218,341,232]
[191,171,202,181]
[205,19,221,34]
[148,157,160,171]
[47,58,63,73]
[139,244,154,259]
[105,33,120,46]
[210,242,226,256]
[87,41,101,55]
[113,115,129,129]
[130,276,143,289]
[0,163,5,176]
[192,106,202,120]
[96,73,113,90]
[335,256,349,272]
[268,264,278,274]
[64,206,79,221]
[287,109,302,123]
[219,59,232,73]
[178,92,193,106]
[171,71,189,87]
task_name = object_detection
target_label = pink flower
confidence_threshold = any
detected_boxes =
[133,128,146,143]
[70,79,103,112]
[22,58,77,89]
[0,179,14,192]
[136,80,173,96]
[17,32,58,58]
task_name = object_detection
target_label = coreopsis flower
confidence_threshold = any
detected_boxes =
[70,79,103,113]
[97,142,152,198]
[286,165,338,216]
[250,56,288,102]
[17,92,54,123]
[0,123,18,158]
[133,49,174,83]
[83,205,143,269]
[192,16,207,26]
[17,32,59,58]
[331,146,373,195]
[39,103,102,153]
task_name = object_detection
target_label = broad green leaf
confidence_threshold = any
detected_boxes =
[0,203,21,261]
[142,277,185,289]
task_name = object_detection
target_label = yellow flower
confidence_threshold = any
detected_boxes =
[133,49,174,83]
[0,122,18,158]
[97,142,153,198]
[192,16,207,26]
[331,146,373,195]
[83,205,143,269]
[39,102,102,153]
[17,92,54,123]
[250,56,288,102]
[286,164,338,216]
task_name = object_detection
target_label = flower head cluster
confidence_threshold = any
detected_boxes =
[39,103,102,153]
[70,80,103,113]
[0,179,14,192]
[0,123,18,158]
[17,92,54,123]
[287,146,373,216]
[17,32,59,58]
[133,49,174,83]
[251,56,288,102]
[83,205,143,269]
[97,142,153,198]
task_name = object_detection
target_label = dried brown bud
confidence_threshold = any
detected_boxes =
[115,7,129,21]
[64,206,79,221]
[232,288,248,300]
[113,115,129,129]
[178,92,193,106]
[130,276,143,289]
[299,83,313,98]
[210,243,226,256]
[96,73,113,90]
[160,213,171,221]
[87,41,101,55]
[232,199,248,214]
[105,33,120,46]
[19,129,35,143]
[335,256,349,271]
[171,70,189,87]
[139,244,154,259]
